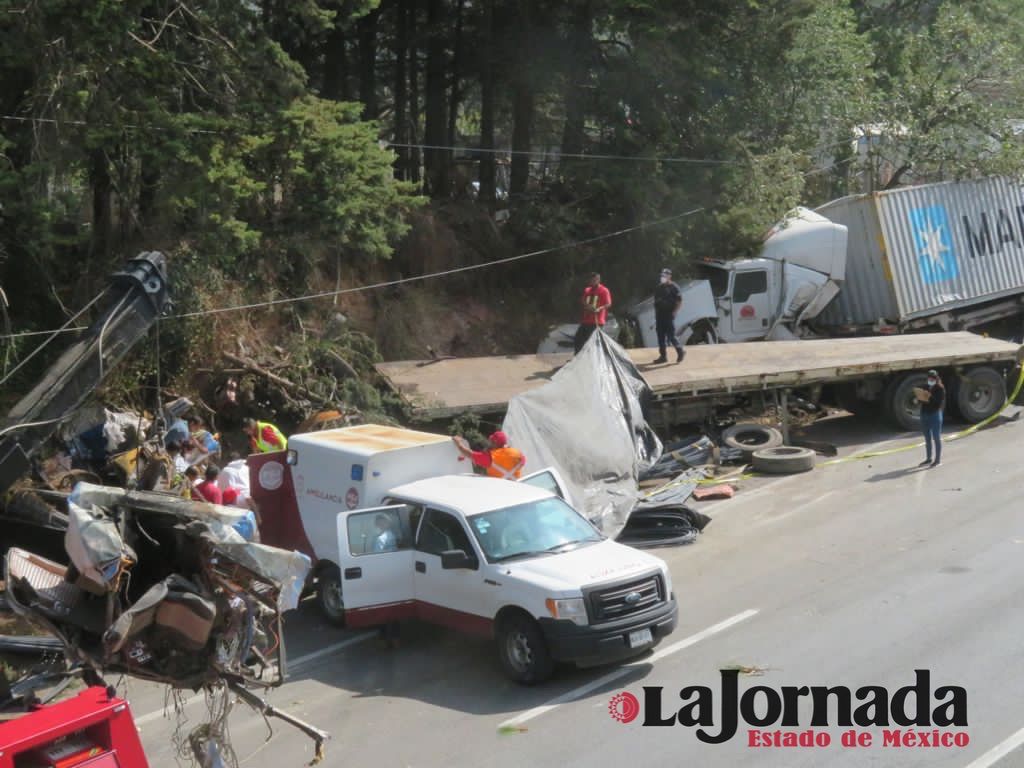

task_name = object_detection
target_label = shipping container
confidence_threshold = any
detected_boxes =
[816,177,1024,329]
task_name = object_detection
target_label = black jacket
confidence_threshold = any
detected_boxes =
[921,383,945,413]
[653,282,681,316]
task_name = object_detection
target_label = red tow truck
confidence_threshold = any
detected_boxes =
[0,686,148,768]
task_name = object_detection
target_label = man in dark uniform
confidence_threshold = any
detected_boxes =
[652,267,684,364]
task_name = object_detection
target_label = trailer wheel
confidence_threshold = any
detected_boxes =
[684,320,719,346]
[953,366,1006,423]
[883,373,928,432]
[317,564,346,626]
[496,612,554,685]
[721,423,783,455]
[751,446,816,474]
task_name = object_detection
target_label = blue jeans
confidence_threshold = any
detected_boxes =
[921,410,942,462]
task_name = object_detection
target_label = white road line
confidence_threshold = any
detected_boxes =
[962,726,1024,768]
[134,631,375,726]
[498,608,759,729]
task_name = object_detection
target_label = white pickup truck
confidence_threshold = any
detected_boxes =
[250,424,678,683]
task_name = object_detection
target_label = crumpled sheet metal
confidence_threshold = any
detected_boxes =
[69,483,311,611]
[638,467,706,507]
[66,502,135,590]
[503,330,662,537]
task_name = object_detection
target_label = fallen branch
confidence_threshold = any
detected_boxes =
[326,351,358,381]
[223,352,333,408]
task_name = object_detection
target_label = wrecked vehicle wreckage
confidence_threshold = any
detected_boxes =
[4,484,329,766]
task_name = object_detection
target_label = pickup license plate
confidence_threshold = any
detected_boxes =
[628,628,653,648]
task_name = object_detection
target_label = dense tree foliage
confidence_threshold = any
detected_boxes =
[2,0,1023,362]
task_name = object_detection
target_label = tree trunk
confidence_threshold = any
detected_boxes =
[323,22,351,101]
[393,1,409,179]
[358,7,380,119]
[510,0,535,196]
[447,0,465,168]
[138,155,160,227]
[424,0,448,196]
[89,148,112,262]
[409,0,422,184]
[478,0,496,204]
[560,0,593,170]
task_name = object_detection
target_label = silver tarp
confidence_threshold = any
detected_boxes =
[503,330,662,537]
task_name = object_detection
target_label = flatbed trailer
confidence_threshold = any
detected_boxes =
[376,332,1023,432]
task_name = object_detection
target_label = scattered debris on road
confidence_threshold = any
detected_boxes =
[3,482,327,767]
[692,484,736,501]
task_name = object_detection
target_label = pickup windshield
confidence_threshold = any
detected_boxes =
[468,497,604,563]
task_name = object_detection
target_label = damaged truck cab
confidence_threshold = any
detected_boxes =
[251,424,678,683]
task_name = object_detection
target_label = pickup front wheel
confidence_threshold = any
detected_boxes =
[317,564,346,626]
[497,613,554,685]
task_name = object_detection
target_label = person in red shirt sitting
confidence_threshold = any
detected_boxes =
[195,465,223,505]
[573,272,612,354]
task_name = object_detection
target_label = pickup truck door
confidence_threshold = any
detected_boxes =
[336,504,417,628]
[729,268,772,339]
[413,507,492,636]
[519,468,571,503]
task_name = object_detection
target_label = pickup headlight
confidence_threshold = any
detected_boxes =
[546,597,588,626]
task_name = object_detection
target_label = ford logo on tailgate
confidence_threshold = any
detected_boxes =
[624,591,642,605]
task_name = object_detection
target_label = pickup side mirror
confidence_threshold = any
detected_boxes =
[440,549,478,570]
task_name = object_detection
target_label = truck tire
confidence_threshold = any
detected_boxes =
[883,373,928,432]
[684,319,719,346]
[721,423,783,455]
[317,564,346,627]
[953,366,1006,423]
[751,446,816,474]
[496,613,554,685]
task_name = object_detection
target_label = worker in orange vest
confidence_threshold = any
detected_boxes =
[452,431,526,479]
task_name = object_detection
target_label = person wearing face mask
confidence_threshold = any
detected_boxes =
[652,267,684,364]
[918,369,945,468]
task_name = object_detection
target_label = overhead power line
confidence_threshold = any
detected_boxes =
[385,142,742,165]
[0,206,706,341]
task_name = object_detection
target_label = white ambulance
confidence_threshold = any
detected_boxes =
[251,424,677,683]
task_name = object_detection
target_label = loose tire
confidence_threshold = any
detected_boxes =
[953,366,1006,423]
[721,423,784,455]
[883,373,929,432]
[751,446,816,474]
[317,564,346,626]
[496,613,554,685]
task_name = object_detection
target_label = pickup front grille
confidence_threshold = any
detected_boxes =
[589,573,664,623]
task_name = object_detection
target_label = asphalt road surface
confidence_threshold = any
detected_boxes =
[128,412,1024,768]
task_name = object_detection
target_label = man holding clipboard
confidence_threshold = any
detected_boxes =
[916,369,946,468]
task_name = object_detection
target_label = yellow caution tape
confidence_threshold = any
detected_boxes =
[668,364,1024,487]
[820,362,1024,466]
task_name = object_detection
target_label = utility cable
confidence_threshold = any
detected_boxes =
[0,288,109,387]
[0,206,706,336]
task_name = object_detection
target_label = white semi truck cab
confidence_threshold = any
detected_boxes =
[249,424,677,683]
[539,207,848,353]
[631,207,849,346]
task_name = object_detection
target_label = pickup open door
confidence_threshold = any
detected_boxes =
[519,467,571,503]
[336,504,417,628]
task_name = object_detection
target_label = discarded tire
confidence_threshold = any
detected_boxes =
[721,423,783,455]
[751,446,816,474]
[953,366,1006,423]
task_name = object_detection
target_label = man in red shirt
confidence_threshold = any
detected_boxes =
[195,465,223,505]
[573,272,612,354]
